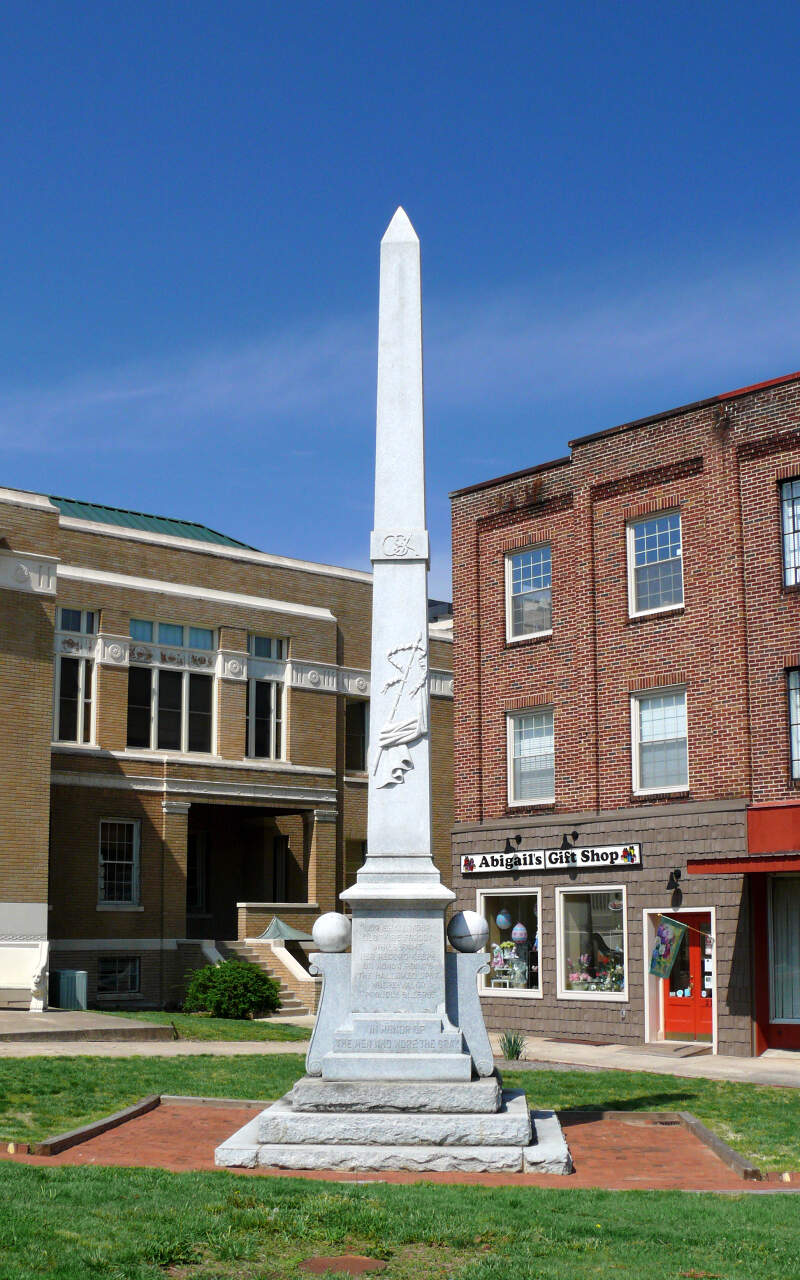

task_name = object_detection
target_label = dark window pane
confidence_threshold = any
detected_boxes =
[187,674,212,753]
[345,700,367,771]
[157,670,182,750]
[82,662,93,742]
[253,680,271,757]
[126,667,152,748]
[59,608,82,633]
[57,656,80,741]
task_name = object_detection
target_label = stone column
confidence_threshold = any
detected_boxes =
[306,808,338,915]
[161,800,191,938]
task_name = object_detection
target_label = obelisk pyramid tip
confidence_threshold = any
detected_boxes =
[382,206,418,244]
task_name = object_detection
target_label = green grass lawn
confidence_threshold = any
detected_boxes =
[100,1009,311,1041]
[1,1056,799,1172]
[0,1164,798,1279]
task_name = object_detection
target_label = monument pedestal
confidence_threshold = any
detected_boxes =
[215,1081,572,1174]
[215,946,573,1174]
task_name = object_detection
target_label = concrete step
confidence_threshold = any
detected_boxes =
[215,940,313,1017]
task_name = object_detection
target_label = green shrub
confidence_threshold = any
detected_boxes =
[183,960,281,1019]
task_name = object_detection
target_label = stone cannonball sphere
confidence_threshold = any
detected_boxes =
[447,910,489,953]
[312,911,352,953]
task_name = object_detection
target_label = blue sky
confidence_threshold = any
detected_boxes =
[2,3,799,597]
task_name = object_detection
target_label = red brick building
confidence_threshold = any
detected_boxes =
[450,371,800,1057]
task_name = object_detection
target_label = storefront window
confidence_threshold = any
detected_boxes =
[770,877,800,1023]
[558,888,626,997]
[478,892,540,994]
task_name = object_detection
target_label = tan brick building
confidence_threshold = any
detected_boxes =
[0,487,453,1008]
[450,371,800,1057]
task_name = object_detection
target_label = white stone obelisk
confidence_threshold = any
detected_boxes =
[331,208,467,1080]
[344,207,451,903]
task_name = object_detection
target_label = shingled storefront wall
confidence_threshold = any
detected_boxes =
[450,373,800,1056]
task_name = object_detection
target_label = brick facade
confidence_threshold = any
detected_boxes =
[0,489,453,1008]
[450,372,800,1056]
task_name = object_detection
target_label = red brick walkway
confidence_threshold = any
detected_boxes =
[3,1102,792,1191]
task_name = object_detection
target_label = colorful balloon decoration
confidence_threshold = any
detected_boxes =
[495,908,512,930]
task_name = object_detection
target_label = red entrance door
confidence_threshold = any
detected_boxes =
[663,913,713,1041]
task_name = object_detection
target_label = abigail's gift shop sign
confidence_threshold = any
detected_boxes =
[461,844,642,875]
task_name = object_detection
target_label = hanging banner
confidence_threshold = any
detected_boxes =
[649,916,688,979]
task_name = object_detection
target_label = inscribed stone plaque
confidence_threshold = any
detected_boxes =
[350,910,445,1014]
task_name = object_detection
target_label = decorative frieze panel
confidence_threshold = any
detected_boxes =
[68,633,453,697]
[55,632,96,659]
[286,659,452,699]
[96,634,130,666]
[0,550,58,597]
[339,667,371,697]
[288,659,341,694]
[247,656,287,684]
[126,642,215,672]
[217,649,249,682]
[429,669,454,699]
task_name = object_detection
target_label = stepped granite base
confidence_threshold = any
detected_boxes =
[215,1077,572,1175]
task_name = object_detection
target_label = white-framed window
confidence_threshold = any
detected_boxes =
[59,607,97,636]
[54,608,97,744]
[627,512,683,616]
[126,666,214,753]
[249,635,287,659]
[789,669,800,781]
[556,885,628,1000]
[97,956,141,996]
[345,698,370,772]
[505,545,552,641]
[477,888,541,996]
[98,819,140,905]
[631,687,688,794]
[129,619,215,650]
[507,708,555,805]
[781,479,800,588]
[54,655,94,743]
[246,678,284,759]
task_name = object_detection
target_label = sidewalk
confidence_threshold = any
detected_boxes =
[488,1033,800,1088]
[0,1024,798,1087]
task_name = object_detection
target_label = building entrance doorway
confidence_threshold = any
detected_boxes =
[662,911,713,1042]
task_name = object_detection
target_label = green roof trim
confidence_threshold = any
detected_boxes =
[257,916,315,943]
[50,495,257,550]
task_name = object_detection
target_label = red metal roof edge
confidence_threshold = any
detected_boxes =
[450,369,800,503]
[568,369,800,449]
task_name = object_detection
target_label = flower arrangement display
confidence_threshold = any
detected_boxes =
[566,949,624,992]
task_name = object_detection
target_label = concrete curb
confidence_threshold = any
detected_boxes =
[677,1110,761,1181]
[161,1094,273,1108]
[31,1094,161,1156]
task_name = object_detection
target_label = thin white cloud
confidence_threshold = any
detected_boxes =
[1,249,799,456]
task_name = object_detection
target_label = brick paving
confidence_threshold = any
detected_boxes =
[2,1101,795,1191]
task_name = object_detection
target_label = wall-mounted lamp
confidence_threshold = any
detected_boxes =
[666,868,682,892]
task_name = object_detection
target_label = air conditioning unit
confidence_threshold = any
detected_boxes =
[48,969,88,1011]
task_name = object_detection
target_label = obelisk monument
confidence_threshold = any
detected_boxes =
[215,210,571,1173]
[322,208,468,1080]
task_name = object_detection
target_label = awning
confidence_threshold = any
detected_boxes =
[688,853,800,875]
[257,915,315,942]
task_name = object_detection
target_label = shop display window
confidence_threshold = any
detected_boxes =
[478,891,540,994]
[558,887,627,998]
